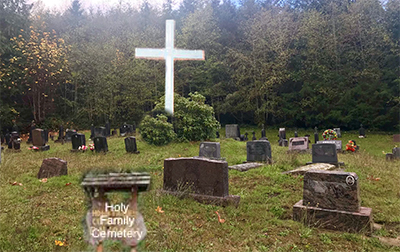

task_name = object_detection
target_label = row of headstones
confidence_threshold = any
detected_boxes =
[70,133,139,154]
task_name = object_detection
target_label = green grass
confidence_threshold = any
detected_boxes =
[0,129,399,251]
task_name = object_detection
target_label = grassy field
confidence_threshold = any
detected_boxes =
[0,128,399,252]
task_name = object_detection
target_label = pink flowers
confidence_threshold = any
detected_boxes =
[29,146,39,151]
[89,144,94,151]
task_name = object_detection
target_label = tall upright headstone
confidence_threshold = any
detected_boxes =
[225,124,240,139]
[32,129,50,151]
[359,124,366,137]
[71,133,86,151]
[314,127,319,143]
[105,121,111,137]
[125,137,140,154]
[27,121,36,144]
[94,136,108,153]
[278,128,288,147]
[135,20,205,114]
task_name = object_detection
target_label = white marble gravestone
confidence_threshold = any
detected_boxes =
[135,20,205,114]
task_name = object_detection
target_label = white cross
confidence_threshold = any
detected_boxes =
[135,20,205,114]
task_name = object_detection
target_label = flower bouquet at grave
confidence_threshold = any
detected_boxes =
[28,146,39,151]
[322,129,337,140]
[346,140,358,152]
[88,144,94,152]
[78,145,88,152]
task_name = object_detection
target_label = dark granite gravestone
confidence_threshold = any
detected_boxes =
[94,136,108,153]
[32,129,50,151]
[317,140,342,151]
[105,121,111,137]
[333,128,341,138]
[239,134,245,141]
[359,124,366,137]
[129,124,135,134]
[81,172,150,249]
[225,124,240,140]
[90,124,95,139]
[311,143,339,165]
[163,157,240,207]
[293,170,372,233]
[125,137,140,153]
[27,121,36,144]
[247,140,272,163]
[393,134,400,142]
[10,132,21,150]
[94,126,106,138]
[37,158,68,179]
[55,125,64,142]
[120,123,130,136]
[252,131,256,140]
[199,142,221,159]
[5,133,11,149]
[71,133,86,150]
[65,129,77,142]
[288,137,309,151]
[244,132,248,141]
[261,124,266,138]
[43,129,49,143]
[216,131,220,138]
[314,127,319,143]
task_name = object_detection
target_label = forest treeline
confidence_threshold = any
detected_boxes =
[0,0,399,132]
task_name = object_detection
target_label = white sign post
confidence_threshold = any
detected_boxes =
[135,20,205,114]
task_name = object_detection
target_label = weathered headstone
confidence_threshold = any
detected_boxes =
[163,157,240,206]
[81,172,150,250]
[244,132,248,141]
[32,129,50,151]
[278,128,288,147]
[288,137,309,152]
[393,134,400,142]
[359,124,366,137]
[225,124,240,139]
[105,121,111,137]
[94,126,106,138]
[94,136,108,153]
[71,133,86,151]
[125,137,140,154]
[37,158,67,179]
[314,127,319,143]
[252,131,256,140]
[247,140,272,163]
[309,143,344,166]
[65,129,77,142]
[317,140,342,151]
[293,170,372,233]
[55,125,64,142]
[199,142,221,159]
[392,147,400,159]
[239,134,245,141]
[333,128,341,138]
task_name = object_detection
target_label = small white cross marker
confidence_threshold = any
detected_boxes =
[135,20,205,114]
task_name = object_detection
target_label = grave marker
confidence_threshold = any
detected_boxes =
[317,140,342,151]
[225,124,240,139]
[125,137,140,154]
[198,142,221,159]
[293,170,372,233]
[247,140,272,163]
[71,133,86,151]
[333,128,341,138]
[94,136,108,153]
[37,158,67,179]
[94,126,106,138]
[314,127,319,143]
[32,129,50,151]
[65,129,77,142]
[288,137,309,152]
[359,124,366,137]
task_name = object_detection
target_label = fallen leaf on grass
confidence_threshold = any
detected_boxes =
[215,211,225,223]
[155,206,164,213]
[40,178,47,183]
[367,175,381,181]
[54,240,67,246]
[65,183,71,186]
[10,181,22,186]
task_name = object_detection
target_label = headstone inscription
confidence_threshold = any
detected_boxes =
[163,157,240,207]
[314,127,319,143]
[135,19,205,114]
[37,158,67,179]
[359,124,366,137]
[125,137,140,154]
[225,124,240,140]
[317,140,342,151]
[293,170,372,233]
[32,129,50,151]
[94,136,108,153]
[65,129,77,142]
[247,140,272,163]
[333,128,341,138]
[198,142,221,159]
[288,137,309,152]
[81,173,150,250]
[71,133,86,151]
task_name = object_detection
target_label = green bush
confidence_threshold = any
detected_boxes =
[139,114,176,146]
[153,92,220,142]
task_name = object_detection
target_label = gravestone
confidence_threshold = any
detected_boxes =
[239,134,245,141]
[308,143,344,166]
[32,129,50,151]
[247,140,272,163]
[393,134,400,142]
[163,157,240,206]
[294,129,298,137]
[27,121,36,144]
[293,170,372,233]
[120,123,130,137]
[216,131,220,138]
[94,136,108,153]
[5,133,11,149]
[125,137,140,154]
[55,125,64,142]
[10,132,21,151]
[65,129,77,142]
[90,124,95,139]
[71,133,86,151]
[317,140,342,151]
[225,124,240,140]
[288,137,309,152]
[43,129,49,143]
[333,128,341,138]
[37,158,67,179]
[81,172,150,249]
[105,121,111,137]
[252,131,256,140]
[198,142,221,159]
[261,124,266,138]
[94,127,106,138]
[278,128,288,147]
[314,127,319,143]
[244,132,248,141]
[388,147,400,160]
[359,124,366,137]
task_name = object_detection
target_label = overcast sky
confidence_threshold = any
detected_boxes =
[26,0,182,13]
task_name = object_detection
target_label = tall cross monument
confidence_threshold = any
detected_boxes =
[135,20,205,114]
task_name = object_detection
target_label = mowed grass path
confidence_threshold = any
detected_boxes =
[0,128,399,252]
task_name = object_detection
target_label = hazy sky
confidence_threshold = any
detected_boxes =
[26,0,182,13]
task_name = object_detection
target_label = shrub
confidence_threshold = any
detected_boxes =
[139,114,176,145]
